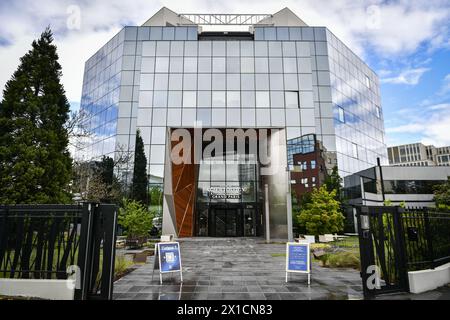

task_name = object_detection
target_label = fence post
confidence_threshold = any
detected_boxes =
[394,207,409,292]
[98,204,118,300]
[75,202,95,300]
[423,208,435,269]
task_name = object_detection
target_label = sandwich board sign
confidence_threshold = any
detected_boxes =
[152,242,183,284]
[285,242,311,285]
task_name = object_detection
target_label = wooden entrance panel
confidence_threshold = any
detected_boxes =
[171,129,197,237]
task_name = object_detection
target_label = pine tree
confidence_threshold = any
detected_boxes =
[0,27,72,204]
[131,130,149,206]
[324,165,343,201]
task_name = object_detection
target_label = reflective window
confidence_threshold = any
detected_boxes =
[183,74,197,90]
[270,91,284,108]
[198,74,212,90]
[254,42,268,56]
[152,127,166,144]
[256,91,270,108]
[183,91,197,108]
[169,74,182,90]
[255,58,269,73]
[282,42,297,57]
[168,91,182,108]
[162,27,175,40]
[156,42,170,56]
[269,58,283,73]
[227,42,240,56]
[184,42,198,56]
[285,91,299,108]
[155,57,169,72]
[241,74,255,90]
[283,58,297,73]
[198,91,211,108]
[184,57,197,73]
[227,74,240,90]
[241,42,254,56]
[153,91,167,108]
[242,91,255,108]
[227,91,241,108]
[212,91,226,108]
[226,57,240,73]
[170,42,184,56]
[213,41,226,56]
[154,74,168,90]
[141,57,155,73]
[169,57,183,73]
[269,74,283,90]
[268,42,282,56]
[241,57,254,73]
[212,74,226,90]
[338,106,345,122]
[199,41,212,56]
[255,74,269,90]
[212,57,226,73]
[198,57,212,73]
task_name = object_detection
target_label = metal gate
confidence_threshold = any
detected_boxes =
[0,203,118,300]
[356,206,409,298]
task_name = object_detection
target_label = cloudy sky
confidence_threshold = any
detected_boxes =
[1,0,449,147]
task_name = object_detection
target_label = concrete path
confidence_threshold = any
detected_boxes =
[113,238,363,300]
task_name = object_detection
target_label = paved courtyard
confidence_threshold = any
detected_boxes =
[113,238,364,300]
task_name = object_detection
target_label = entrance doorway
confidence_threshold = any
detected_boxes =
[207,207,258,237]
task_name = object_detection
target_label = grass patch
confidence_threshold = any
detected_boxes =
[270,253,286,258]
[319,251,360,270]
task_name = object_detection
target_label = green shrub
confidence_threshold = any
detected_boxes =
[321,251,360,270]
[118,199,153,242]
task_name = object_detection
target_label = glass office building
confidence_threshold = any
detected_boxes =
[77,7,387,239]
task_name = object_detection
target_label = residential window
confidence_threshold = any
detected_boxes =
[311,160,316,169]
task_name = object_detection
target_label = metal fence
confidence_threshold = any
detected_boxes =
[402,208,450,271]
[0,203,118,300]
[357,206,450,298]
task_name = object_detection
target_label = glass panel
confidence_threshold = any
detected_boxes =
[285,91,299,108]
[255,58,269,73]
[212,91,226,108]
[212,57,226,73]
[242,91,255,108]
[184,57,197,73]
[256,91,270,108]
[198,57,212,73]
[183,91,197,108]
[198,91,211,108]
[227,92,240,108]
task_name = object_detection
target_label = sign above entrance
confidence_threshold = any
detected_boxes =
[208,186,243,200]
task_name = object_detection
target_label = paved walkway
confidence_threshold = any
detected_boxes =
[113,238,363,300]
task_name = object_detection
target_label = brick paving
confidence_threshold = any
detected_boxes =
[113,238,363,300]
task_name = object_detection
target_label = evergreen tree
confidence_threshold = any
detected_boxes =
[0,27,72,204]
[131,130,149,206]
[324,165,343,201]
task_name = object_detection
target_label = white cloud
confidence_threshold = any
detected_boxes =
[439,74,450,95]
[386,103,450,147]
[381,67,430,85]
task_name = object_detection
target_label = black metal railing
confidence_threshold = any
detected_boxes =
[402,208,450,271]
[357,205,450,298]
[0,203,118,300]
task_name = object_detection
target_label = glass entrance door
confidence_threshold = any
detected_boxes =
[212,208,239,237]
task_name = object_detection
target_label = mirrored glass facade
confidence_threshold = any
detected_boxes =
[78,14,387,238]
